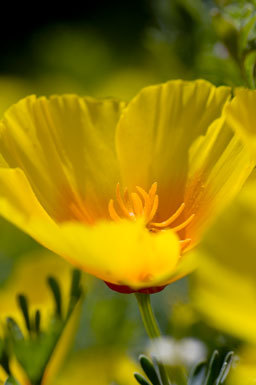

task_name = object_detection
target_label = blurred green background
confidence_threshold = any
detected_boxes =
[0,1,252,384]
[0,0,245,109]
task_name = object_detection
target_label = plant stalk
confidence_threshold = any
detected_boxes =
[135,293,170,385]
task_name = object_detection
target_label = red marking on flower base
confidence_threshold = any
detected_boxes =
[104,281,166,294]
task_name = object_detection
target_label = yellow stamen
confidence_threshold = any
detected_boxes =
[108,182,195,243]
[116,183,131,219]
[147,194,159,223]
[151,202,185,228]
[108,199,121,222]
[124,188,132,212]
[136,186,150,215]
[131,192,144,217]
[147,182,157,215]
[171,214,195,232]
[149,182,158,198]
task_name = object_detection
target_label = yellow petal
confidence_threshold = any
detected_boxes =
[0,95,126,222]
[192,179,256,343]
[224,88,256,160]
[0,166,181,289]
[0,168,63,252]
[164,249,197,285]
[184,113,254,245]
[116,79,231,220]
[0,166,180,288]
[56,219,181,289]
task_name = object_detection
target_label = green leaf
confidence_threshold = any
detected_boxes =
[70,269,82,298]
[34,309,41,335]
[203,351,219,385]
[188,362,207,385]
[4,376,21,385]
[12,321,62,385]
[17,295,31,333]
[0,345,11,376]
[215,351,234,385]
[134,372,151,385]
[139,355,161,385]
[68,269,82,315]
[47,276,62,319]
[6,317,24,341]
[239,14,256,54]
[244,50,256,88]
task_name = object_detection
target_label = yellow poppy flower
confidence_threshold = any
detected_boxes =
[0,80,253,293]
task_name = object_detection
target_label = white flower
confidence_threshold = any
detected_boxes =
[147,337,207,367]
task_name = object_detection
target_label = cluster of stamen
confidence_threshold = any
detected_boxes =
[108,182,194,252]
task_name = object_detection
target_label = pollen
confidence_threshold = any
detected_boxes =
[108,182,194,251]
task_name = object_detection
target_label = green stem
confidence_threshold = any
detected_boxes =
[135,293,161,339]
[135,293,170,385]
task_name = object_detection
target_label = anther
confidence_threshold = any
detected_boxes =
[116,183,131,219]
[108,182,195,237]
[151,202,185,228]
[148,182,157,202]
[131,193,144,216]
[108,199,121,222]
[136,186,150,214]
[147,195,159,223]
[123,188,132,211]
[170,214,195,232]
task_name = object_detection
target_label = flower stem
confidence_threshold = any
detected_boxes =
[135,293,161,339]
[135,293,170,385]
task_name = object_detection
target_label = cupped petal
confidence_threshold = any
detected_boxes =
[0,95,126,222]
[183,113,255,245]
[192,180,256,344]
[57,219,181,289]
[0,167,55,230]
[116,79,231,220]
[0,168,181,289]
[163,249,197,286]
[0,167,68,259]
[223,88,256,160]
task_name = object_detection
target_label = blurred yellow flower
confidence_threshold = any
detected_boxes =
[0,251,84,385]
[0,251,74,331]
[54,349,139,385]
[192,88,256,344]
[192,179,256,343]
[0,80,253,292]
[228,346,256,385]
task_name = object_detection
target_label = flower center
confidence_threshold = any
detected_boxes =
[108,182,194,251]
